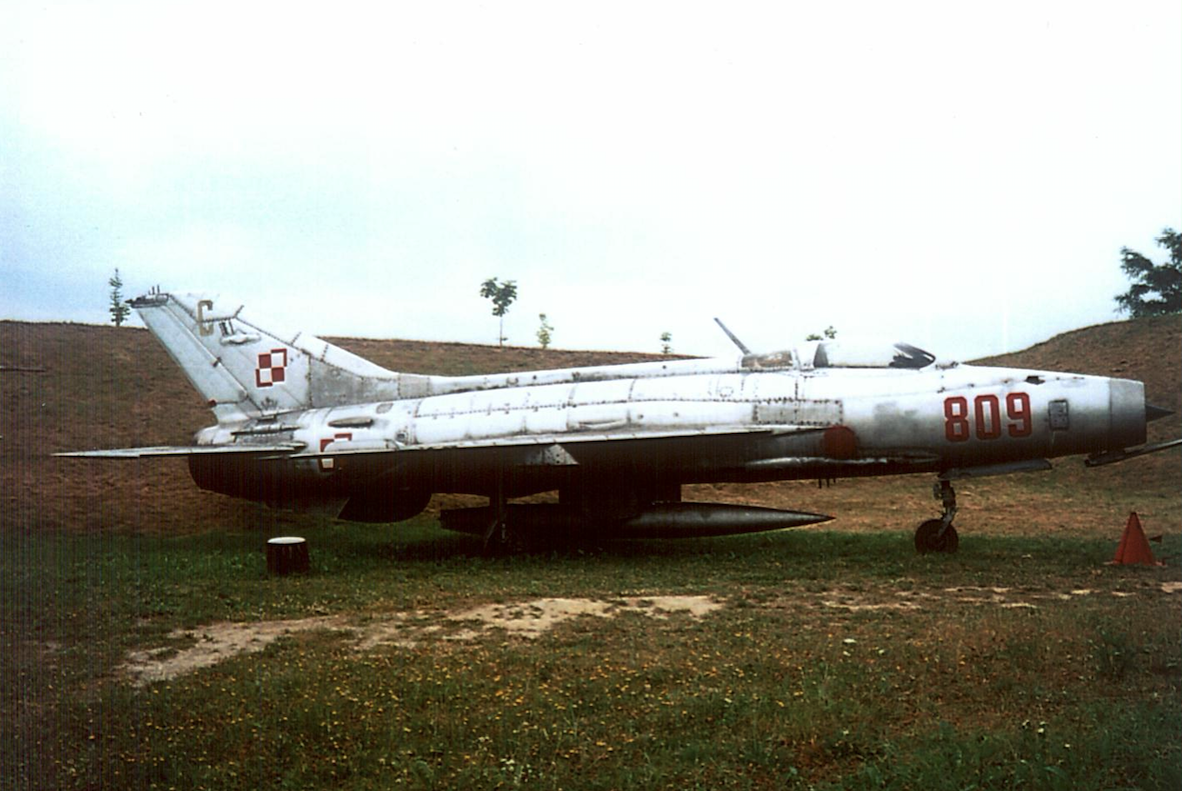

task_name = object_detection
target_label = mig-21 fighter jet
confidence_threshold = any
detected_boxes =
[61,290,1180,553]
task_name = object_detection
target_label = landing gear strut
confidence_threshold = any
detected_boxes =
[481,475,510,555]
[915,478,959,554]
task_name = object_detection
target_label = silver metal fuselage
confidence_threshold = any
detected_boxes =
[189,356,1146,508]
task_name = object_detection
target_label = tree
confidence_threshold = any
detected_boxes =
[1115,228,1181,317]
[480,277,518,348]
[660,331,673,355]
[536,313,554,349]
[805,326,837,341]
[109,269,130,326]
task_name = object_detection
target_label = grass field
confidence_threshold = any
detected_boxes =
[2,315,1180,789]
[4,514,1181,790]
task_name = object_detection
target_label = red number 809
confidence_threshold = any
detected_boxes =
[944,393,1032,442]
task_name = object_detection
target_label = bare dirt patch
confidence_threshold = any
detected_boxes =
[117,577,1181,686]
[781,575,1181,618]
[123,616,345,686]
[119,595,723,686]
[442,595,721,641]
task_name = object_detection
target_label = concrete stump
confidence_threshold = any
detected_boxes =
[266,536,310,575]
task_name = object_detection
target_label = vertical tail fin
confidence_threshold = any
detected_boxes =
[131,292,418,420]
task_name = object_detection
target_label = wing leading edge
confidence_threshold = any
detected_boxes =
[55,443,303,459]
[55,425,786,461]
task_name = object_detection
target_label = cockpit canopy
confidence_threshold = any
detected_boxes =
[741,341,937,371]
[812,341,936,369]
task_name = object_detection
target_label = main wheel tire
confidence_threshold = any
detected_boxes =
[915,519,959,554]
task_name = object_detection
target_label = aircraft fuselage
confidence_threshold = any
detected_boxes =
[186,360,1146,518]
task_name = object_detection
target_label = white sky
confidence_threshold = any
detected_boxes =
[2,1,1179,360]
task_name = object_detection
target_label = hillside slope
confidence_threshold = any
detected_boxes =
[975,313,1181,494]
[2,315,1178,536]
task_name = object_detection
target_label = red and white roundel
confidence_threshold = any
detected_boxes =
[319,432,352,471]
[255,349,288,388]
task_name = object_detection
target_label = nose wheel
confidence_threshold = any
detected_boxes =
[915,479,959,554]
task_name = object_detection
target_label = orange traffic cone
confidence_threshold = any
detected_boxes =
[1112,512,1162,566]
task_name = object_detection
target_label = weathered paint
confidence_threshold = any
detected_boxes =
[60,291,1170,534]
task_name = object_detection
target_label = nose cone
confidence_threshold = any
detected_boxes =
[1109,379,1148,449]
[1146,403,1174,423]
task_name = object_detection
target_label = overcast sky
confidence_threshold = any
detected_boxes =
[2,1,1179,361]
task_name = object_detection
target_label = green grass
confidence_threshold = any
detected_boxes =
[3,521,1180,790]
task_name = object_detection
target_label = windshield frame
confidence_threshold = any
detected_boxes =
[809,340,937,370]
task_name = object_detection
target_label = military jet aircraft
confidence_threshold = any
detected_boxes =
[60,290,1180,552]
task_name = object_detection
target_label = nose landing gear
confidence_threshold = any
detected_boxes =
[915,478,959,554]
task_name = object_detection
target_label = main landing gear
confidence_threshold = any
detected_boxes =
[915,478,959,554]
[481,476,511,555]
